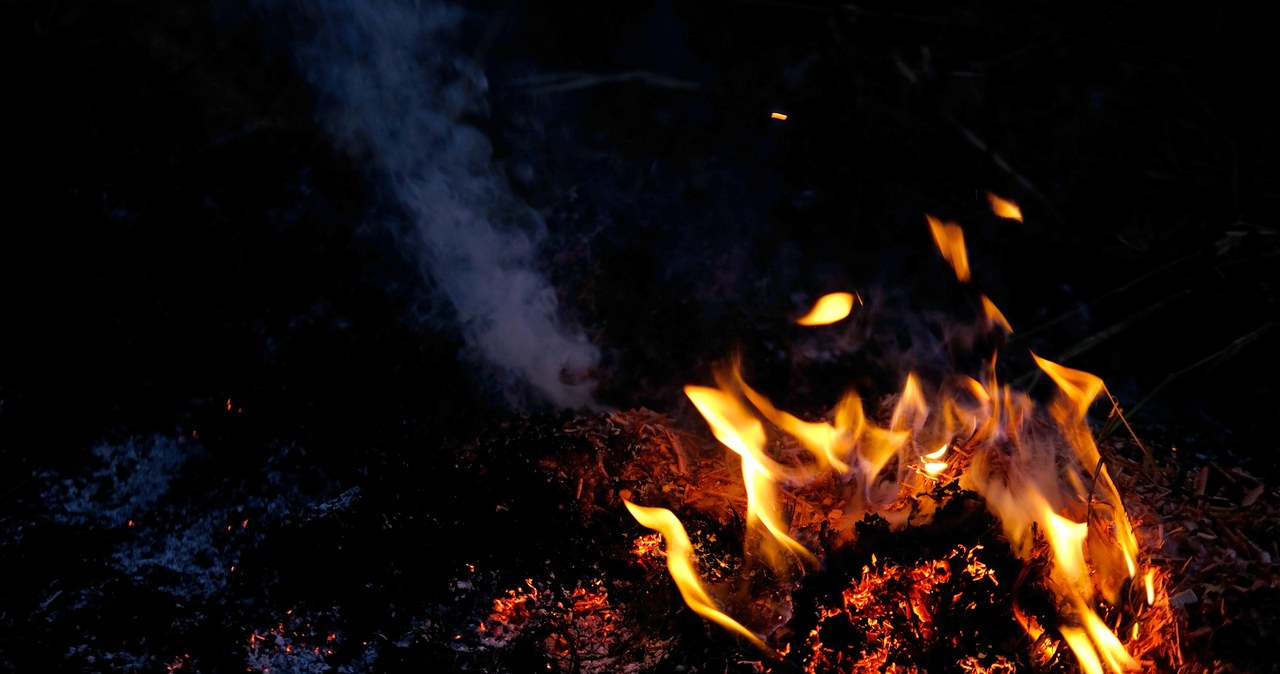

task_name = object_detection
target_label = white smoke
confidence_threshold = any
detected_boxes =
[267,0,599,408]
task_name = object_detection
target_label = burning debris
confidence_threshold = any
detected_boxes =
[606,201,1179,672]
[5,1,1276,671]
[453,394,1180,673]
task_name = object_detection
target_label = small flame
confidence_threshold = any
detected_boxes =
[922,443,949,476]
[770,111,788,121]
[890,373,929,434]
[986,192,1024,221]
[980,295,1013,333]
[1144,569,1155,606]
[796,292,857,326]
[624,501,768,650]
[1080,605,1140,673]
[927,214,970,282]
[922,460,948,476]
[1033,354,1105,425]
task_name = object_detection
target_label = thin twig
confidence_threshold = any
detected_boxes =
[1099,385,1154,469]
[1014,290,1188,389]
[1099,321,1278,437]
[1010,251,1203,346]
[503,71,700,96]
[1055,291,1189,364]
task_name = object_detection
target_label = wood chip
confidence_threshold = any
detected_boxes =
[1242,483,1266,507]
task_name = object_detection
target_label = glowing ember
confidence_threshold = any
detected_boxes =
[986,192,1024,221]
[480,579,540,645]
[796,291,858,326]
[246,611,342,673]
[802,543,1024,672]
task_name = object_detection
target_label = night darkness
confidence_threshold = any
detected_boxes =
[2,1,1278,672]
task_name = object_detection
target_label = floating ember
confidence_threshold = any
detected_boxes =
[624,197,1175,672]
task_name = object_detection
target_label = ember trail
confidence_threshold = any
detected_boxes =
[625,199,1173,672]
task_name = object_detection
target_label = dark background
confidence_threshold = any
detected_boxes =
[1,1,1277,671]
[3,1,1276,451]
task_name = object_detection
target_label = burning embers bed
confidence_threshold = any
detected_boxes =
[455,197,1178,672]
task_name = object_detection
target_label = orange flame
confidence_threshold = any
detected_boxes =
[986,192,1024,221]
[684,385,814,564]
[1033,353,1140,600]
[624,500,768,651]
[927,214,970,282]
[736,371,855,474]
[922,443,948,476]
[980,295,1013,333]
[796,292,857,326]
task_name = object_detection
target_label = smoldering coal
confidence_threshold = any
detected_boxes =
[255,0,599,409]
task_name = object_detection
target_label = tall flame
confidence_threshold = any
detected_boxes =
[1033,353,1140,600]
[684,385,815,565]
[623,501,768,651]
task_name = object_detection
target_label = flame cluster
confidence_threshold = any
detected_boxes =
[626,196,1152,672]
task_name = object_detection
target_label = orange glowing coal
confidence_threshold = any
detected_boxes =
[625,199,1159,672]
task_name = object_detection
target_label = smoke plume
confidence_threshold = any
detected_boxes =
[261,0,599,408]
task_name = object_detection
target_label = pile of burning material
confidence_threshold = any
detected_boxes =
[616,357,1179,673]
[614,202,1172,672]
[446,401,1175,673]
[445,198,1183,672]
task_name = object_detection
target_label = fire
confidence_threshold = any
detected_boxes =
[922,444,948,476]
[927,214,970,282]
[795,291,858,326]
[623,500,769,651]
[624,201,1159,672]
[683,384,814,565]
[980,295,1013,333]
[986,192,1024,221]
